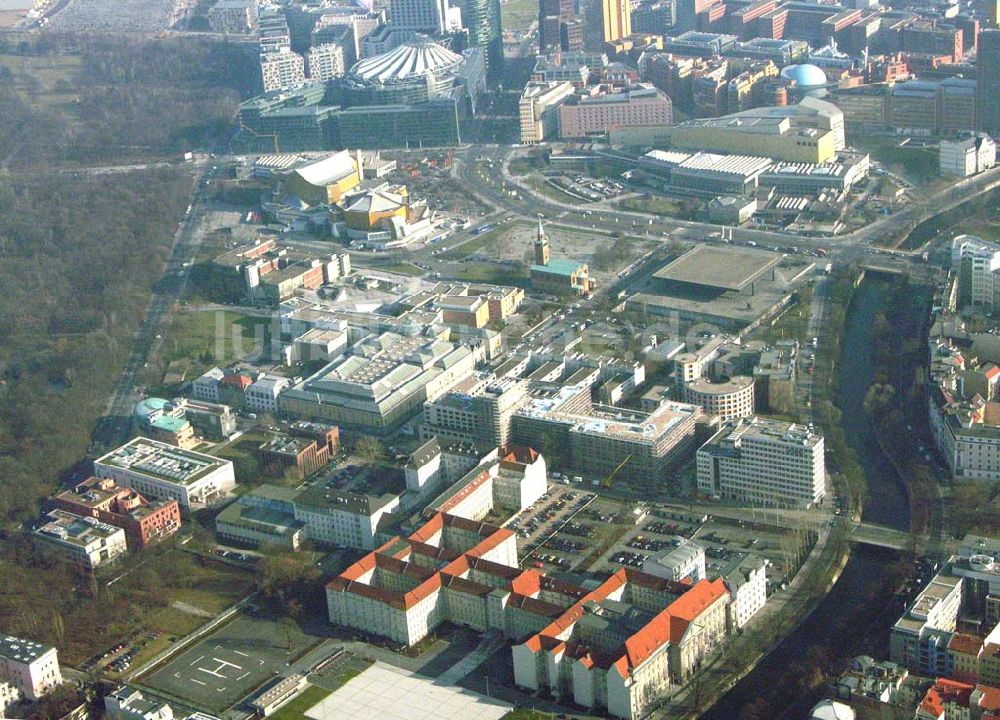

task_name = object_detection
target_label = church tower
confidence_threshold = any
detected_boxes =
[534,215,550,266]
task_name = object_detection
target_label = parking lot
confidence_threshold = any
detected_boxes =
[511,485,599,572]
[546,174,628,203]
[590,506,708,574]
[309,461,405,497]
[515,494,822,596]
[83,629,164,675]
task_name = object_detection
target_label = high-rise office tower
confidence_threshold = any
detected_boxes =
[978,29,1000,134]
[539,0,575,53]
[602,0,631,41]
[582,0,630,50]
[460,0,504,80]
[390,0,457,33]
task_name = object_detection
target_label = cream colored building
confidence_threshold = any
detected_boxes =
[34,509,129,568]
[513,574,729,719]
[682,376,755,421]
[280,333,477,432]
[0,635,62,701]
[697,417,826,507]
[260,49,306,93]
[520,81,574,143]
[667,97,845,163]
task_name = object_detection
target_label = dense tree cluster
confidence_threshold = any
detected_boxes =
[0,35,258,167]
[0,169,191,523]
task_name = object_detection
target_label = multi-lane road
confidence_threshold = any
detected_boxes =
[454,144,1000,266]
[91,161,216,453]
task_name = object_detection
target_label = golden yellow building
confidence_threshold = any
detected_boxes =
[343,188,409,231]
[602,0,631,43]
[278,150,361,205]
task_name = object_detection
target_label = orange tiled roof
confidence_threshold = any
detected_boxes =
[498,445,540,468]
[510,569,543,596]
[977,684,1000,712]
[219,374,252,389]
[920,679,975,717]
[436,469,492,514]
[330,513,517,612]
[949,633,983,656]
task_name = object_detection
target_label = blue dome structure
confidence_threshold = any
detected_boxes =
[780,63,828,99]
[134,397,170,418]
[780,63,828,88]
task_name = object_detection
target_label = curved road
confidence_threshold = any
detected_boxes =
[455,145,1000,260]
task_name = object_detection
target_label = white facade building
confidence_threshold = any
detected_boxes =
[405,439,444,492]
[681,376,755,422]
[951,234,1000,312]
[94,437,237,510]
[519,81,574,144]
[0,635,62,701]
[208,0,258,33]
[245,374,293,414]
[388,0,460,33]
[697,417,826,507]
[641,538,707,582]
[34,510,128,568]
[940,135,996,177]
[720,553,768,628]
[292,487,399,550]
[307,43,348,82]
[493,446,547,512]
[889,566,963,676]
[428,446,549,520]
[191,367,224,403]
[104,687,174,720]
[260,49,306,93]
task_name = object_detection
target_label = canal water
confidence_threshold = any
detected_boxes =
[703,276,913,719]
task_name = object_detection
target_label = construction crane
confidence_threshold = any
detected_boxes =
[603,454,633,488]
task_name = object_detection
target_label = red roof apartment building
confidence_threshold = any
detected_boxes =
[327,510,732,719]
[513,572,729,719]
[52,477,181,551]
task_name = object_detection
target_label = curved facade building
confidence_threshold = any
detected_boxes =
[682,376,755,421]
[239,39,484,151]
[340,39,483,109]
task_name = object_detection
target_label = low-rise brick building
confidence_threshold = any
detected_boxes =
[52,477,181,551]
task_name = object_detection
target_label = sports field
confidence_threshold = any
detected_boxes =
[140,614,316,713]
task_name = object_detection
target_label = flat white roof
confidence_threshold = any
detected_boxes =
[305,663,511,720]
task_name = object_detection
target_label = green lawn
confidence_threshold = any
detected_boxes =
[268,685,333,720]
[162,310,274,373]
[377,262,425,276]
[618,196,686,217]
[502,710,553,720]
[439,227,509,260]
[0,54,84,113]
[453,262,529,284]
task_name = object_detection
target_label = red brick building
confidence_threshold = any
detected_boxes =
[53,477,181,550]
[259,421,340,480]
